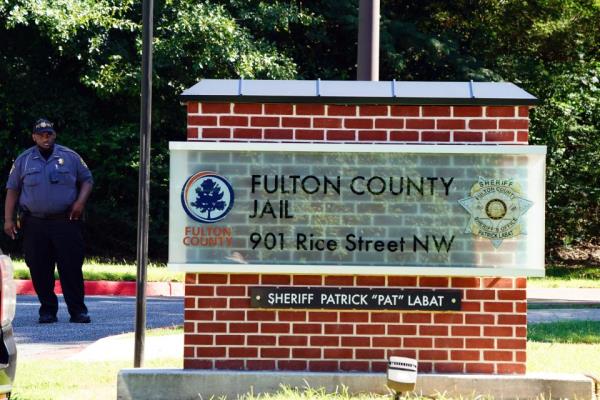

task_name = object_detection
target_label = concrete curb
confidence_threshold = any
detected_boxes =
[15,279,184,297]
[117,370,597,400]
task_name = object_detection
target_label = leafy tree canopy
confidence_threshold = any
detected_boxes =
[1,0,598,260]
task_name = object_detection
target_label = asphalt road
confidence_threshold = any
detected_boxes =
[528,308,600,323]
[13,295,184,359]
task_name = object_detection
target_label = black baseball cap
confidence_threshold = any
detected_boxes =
[33,118,55,134]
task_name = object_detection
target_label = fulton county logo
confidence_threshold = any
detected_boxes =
[181,171,234,223]
[458,177,533,248]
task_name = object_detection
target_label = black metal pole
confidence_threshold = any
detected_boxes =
[357,0,380,81]
[134,0,153,368]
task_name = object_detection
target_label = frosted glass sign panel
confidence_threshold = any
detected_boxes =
[169,143,546,277]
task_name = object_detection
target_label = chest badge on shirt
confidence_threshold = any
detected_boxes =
[58,158,64,165]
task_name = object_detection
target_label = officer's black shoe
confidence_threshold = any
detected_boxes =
[69,313,91,323]
[39,314,58,324]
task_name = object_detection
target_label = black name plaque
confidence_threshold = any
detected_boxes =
[250,287,462,311]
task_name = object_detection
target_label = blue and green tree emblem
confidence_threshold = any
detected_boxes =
[181,172,234,223]
[191,178,226,220]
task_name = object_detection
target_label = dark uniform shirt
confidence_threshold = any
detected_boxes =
[6,144,93,214]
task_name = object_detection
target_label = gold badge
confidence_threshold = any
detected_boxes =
[458,177,533,248]
[58,158,64,165]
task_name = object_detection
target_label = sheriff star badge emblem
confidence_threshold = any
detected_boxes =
[458,177,533,248]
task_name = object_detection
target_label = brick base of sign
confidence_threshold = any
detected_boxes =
[183,274,527,374]
[182,99,532,375]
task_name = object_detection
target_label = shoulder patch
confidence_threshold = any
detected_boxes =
[9,164,15,175]
[80,157,88,168]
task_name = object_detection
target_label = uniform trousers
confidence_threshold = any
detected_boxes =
[22,216,88,317]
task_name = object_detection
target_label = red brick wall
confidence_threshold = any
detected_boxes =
[186,103,529,144]
[183,101,531,374]
[184,274,527,374]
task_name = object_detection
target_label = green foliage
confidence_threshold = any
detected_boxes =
[288,0,600,251]
[0,0,300,259]
[1,0,599,259]
[387,1,600,249]
[530,63,600,248]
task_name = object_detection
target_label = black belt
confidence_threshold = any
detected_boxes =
[27,212,69,220]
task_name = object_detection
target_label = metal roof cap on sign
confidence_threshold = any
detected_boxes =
[181,79,538,105]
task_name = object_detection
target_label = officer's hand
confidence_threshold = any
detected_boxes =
[69,201,85,220]
[3,220,17,239]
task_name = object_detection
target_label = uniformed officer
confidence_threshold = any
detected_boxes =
[4,118,93,323]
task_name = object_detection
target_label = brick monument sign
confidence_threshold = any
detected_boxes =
[171,80,544,375]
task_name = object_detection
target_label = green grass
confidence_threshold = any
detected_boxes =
[235,387,489,400]
[527,342,600,374]
[12,326,183,400]
[528,265,600,288]
[11,358,182,400]
[528,320,600,344]
[527,320,600,374]
[11,320,600,400]
[9,341,598,400]
[238,385,390,400]
[12,258,184,282]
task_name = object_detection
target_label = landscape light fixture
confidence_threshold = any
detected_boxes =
[387,356,418,399]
